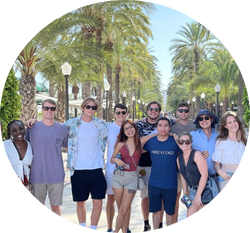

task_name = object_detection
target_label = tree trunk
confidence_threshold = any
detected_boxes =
[82,81,91,99]
[96,82,102,119]
[237,70,245,122]
[49,81,55,97]
[72,85,79,117]
[19,74,37,122]
[115,65,121,105]
[107,65,113,121]
[57,87,66,123]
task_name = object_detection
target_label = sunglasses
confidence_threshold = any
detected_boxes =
[178,139,192,145]
[178,109,189,113]
[149,108,159,112]
[42,106,56,111]
[116,111,127,115]
[198,116,210,121]
[124,125,134,131]
[85,105,97,110]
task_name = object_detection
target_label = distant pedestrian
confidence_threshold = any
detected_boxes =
[26,99,68,215]
[110,120,156,233]
[64,97,109,230]
[212,111,247,191]
[4,120,33,190]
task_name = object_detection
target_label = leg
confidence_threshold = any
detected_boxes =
[114,189,136,233]
[77,201,86,224]
[51,205,61,216]
[159,201,164,228]
[126,206,132,232]
[165,213,173,226]
[172,191,181,223]
[106,194,115,230]
[91,199,103,226]
[152,211,161,230]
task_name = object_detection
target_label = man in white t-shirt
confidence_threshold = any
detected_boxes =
[105,104,129,233]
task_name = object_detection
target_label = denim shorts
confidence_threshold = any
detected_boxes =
[111,170,138,190]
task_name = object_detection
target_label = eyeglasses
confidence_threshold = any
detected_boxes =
[178,109,189,113]
[198,116,210,121]
[116,111,127,115]
[85,105,97,110]
[178,139,192,145]
[124,125,134,131]
[42,106,56,111]
[149,108,159,112]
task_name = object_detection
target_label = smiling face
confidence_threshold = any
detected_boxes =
[82,100,97,118]
[198,114,213,130]
[123,122,136,138]
[42,102,57,120]
[224,115,239,133]
[9,121,25,141]
[178,135,192,151]
[176,106,189,121]
[147,103,160,121]
[114,107,128,124]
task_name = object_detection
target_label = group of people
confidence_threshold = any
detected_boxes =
[3,97,247,232]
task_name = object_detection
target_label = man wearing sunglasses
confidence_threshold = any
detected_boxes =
[25,99,69,215]
[170,102,198,223]
[135,101,161,232]
[64,97,109,230]
[105,104,131,233]
[190,109,219,183]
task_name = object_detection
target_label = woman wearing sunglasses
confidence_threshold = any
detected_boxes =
[212,111,247,191]
[177,131,211,217]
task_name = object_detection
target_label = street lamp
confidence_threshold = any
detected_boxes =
[61,62,72,120]
[132,96,135,121]
[192,97,196,120]
[138,99,141,119]
[201,93,205,109]
[123,91,126,105]
[104,81,110,122]
[142,101,145,116]
[220,102,223,117]
[231,101,234,111]
[215,83,221,117]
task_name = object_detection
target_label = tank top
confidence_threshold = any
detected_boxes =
[119,144,141,172]
[179,149,201,187]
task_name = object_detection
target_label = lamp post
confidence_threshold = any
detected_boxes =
[201,93,205,109]
[192,97,196,120]
[138,99,141,119]
[104,82,110,122]
[213,103,216,114]
[220,102,223,117]
[215,83,221,118]
[123,91,126,105]
[142,101,145,116]
[231,101,234,111]
[61,62,72,120]
[132,96,135,121]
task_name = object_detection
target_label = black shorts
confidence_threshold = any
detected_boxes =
[71,168,107,202]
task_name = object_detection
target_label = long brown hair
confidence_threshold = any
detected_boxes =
[115,119,142,153]
[217,111,247,145]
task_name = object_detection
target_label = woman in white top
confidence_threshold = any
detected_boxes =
[4,120,33,187]
[212,111,247,191]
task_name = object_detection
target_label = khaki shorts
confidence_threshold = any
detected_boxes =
[32,183,64,206]
[137,166,151,199]
[112,170,138,190]
[105,170,114,195]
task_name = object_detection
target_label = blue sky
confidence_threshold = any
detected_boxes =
[34,3,195,90]
[148,3,195,89]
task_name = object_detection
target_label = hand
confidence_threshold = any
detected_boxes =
[194,194,203,207]
[218,170,231,180]
[115,158,125,167]
[202,150,209,159]
[25,119,37,128]
[140,117,147,123]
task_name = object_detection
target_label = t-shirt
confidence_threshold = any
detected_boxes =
[135,120,158,167]
[143,136,181,189]
[105,122,121,173]
[75,120,102,170]
[170,121,198,135]
[26,121,68,184]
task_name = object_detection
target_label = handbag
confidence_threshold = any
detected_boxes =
[127,144,146,190]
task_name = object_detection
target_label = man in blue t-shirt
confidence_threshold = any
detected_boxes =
[143,117,181,229]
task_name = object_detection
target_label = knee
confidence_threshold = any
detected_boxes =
[77,201,86,208]
[93,200,103,209]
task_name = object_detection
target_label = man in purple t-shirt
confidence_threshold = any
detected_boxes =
[26,99,68,215]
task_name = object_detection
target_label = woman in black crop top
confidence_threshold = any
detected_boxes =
[176,131,208,217]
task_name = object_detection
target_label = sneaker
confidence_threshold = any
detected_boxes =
[107,229,113,232]
[127,228,131,233]
[143,224,151,232]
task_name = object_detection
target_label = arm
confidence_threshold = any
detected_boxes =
[110,142,125,168]
[177,158,188,195]
[214,162,231,180]
[193,151,208,206]
[140,133,157,147]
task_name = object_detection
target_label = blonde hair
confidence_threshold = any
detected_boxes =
[81,97,99,110]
